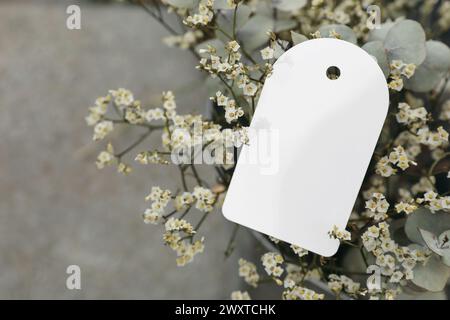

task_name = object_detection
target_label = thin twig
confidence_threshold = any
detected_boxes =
[224,223,240,258]
[115,128,153,159]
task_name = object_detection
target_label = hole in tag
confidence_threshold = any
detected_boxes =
[326,66,341,80]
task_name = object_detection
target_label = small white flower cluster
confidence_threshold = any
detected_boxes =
[197,42,260,98]
[163,30,203,49]
[261,252,284,278]
[260,46,274,60]
[174,192,195,211]
[362,222,430,298]
[162,217,204,267]
[438,1,450,31]
[184,0,214,27]
[146,90,176,125]
[238,258,260,288]
[192,186,216,212]
[325,29,343,41]
[283,264,320,287]
[365,193,390,221]
[86,95,110,126]
[96,143,115,169]
[290,244,308,258]
[439,99,450,121]
[394,188,418,215]
[173,237,205,267]
[109,88,134,107]
[394,201,417,215]
[376,146,417,177]
[417,190,450,213]
[412,176,436,195]
[165,217,195,234]
[135,151,169,165]
[327,274,361,296]
[268,236,280,244]
[95,143,132,174]
[282,286,324,300]
[93,120,114,141]
[362,176,386,200]
[87,89,182,172]
[231,290,251,300]
[396,102,428,125]
[215,91,244,124]
[417,126,449,150]
[388,60,416,91]
[117,162,132,174]
[328,225,351,241]
[143,186,172,224]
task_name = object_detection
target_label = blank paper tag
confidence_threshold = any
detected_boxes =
[222,38,389,256]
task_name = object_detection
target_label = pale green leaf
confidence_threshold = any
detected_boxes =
[404,40,450,92]
[238,15,273,51]
[419,228,442,256]
[362,41,390,78]
[384,19,426,65]
[291,31,308,45]
[318,24,357,44]
[367,21,395,42]
[412,254,450,292]
[273,0,307,12]
[405,208,450,245]
[165,0,196,9]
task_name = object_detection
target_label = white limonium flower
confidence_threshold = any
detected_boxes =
[96,143,115,169]
[290,244,308,257]
[231,291,251,300]
[93,120,114,141]
[260,46,274,60]
[328,225,351,241]
[243,82,258,96]
[109,88,134,107]
[261,252,284,278]
[238,258,260,288]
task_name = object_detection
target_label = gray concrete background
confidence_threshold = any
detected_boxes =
[0,0,259,299]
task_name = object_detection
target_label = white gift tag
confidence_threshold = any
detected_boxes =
[222,38,389,256]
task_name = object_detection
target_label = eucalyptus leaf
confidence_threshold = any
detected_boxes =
[318,24,357,44]
[411,254,450,292]
[438,230,450,261]
[362,41,390,78]
[273,40,289,59]
[274,19,297,33]
[238,15,273,51]
[232,4,253,30]
[165,0,196,9]
[367,21,395,42]
[438,230,450,248]
[195,39,226,57]
[419,228,442,256]
[291,31,308,45]
[273,0,307,12]
[404,40,450,92]
[442,255,450,267]
[384,19,426,65]
[215,5,252,41]
[405,208,450,245]
[213,0,233,10]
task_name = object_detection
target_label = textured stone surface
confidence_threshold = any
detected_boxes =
[0,0,258,299]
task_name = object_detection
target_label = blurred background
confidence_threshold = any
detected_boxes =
[0,0,261,299]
